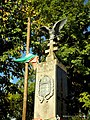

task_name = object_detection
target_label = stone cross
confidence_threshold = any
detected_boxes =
[45,39,58,61]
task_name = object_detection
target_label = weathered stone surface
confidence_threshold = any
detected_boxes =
[34,59,67,119]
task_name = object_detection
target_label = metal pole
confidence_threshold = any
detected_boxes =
[22,16,30,120]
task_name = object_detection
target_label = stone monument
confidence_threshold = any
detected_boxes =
[34,19,68,120]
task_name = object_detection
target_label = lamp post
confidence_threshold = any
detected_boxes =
[22,16,30,120]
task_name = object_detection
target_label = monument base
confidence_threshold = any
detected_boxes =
[34,59,67,119]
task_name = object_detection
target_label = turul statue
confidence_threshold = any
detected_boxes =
[40,18,67,41]
[40,18,67,61]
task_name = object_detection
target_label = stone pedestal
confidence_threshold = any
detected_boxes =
[34,58,67,119]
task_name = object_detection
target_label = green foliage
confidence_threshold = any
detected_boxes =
[0,0,90,119]
[79,92,90,109]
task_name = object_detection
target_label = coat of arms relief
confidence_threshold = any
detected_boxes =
[38,75,54,103]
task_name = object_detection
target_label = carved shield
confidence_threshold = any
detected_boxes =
[38,75,54,103]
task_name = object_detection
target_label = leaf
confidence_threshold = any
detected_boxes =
[79,92,90,109]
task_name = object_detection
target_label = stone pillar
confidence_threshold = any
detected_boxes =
[34,58,67,119]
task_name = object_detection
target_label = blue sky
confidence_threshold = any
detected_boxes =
[87,26,90,31]
[84,0,88,4]
[11,48,33,83]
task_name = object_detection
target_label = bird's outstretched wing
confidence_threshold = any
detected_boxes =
[40,26,50,34]
[53,19,67,35]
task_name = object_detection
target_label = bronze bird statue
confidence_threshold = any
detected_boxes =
[40,18,67,41]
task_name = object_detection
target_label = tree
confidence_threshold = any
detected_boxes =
[0,0,90,119]
[0,1,42,119]
[7,79,35,120]
[33,0,90,115]
[0,0,35,119]
[79,92,90,110]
